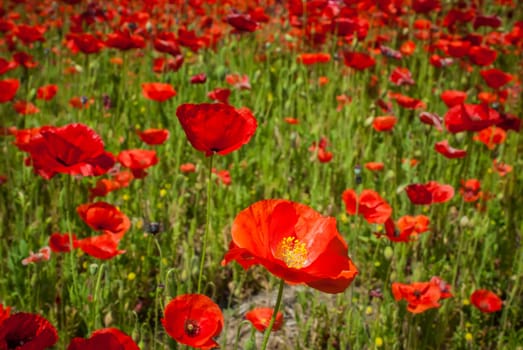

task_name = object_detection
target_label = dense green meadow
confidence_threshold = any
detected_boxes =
[0,0,522,349]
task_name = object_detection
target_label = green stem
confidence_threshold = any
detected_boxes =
[197,154,214,294]
[92,263,105,330]
[260,279,285,350]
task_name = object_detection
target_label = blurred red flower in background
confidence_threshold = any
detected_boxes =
[405,181,454,205]
[223,200,358,294]
[18,123,115,179]
[373,116,397,132]
[176,103,257,156]
[136,128,170,145]
[117,149,159,178]
[141,83,177,102]
[342,189,392,224]
[68,328,139,350]
[0,78,19,103]
[470,289,502,313]
[246,307,283,332]
[392,277,452,313]
[162,294,224,349]
[36,84,58,101]
[434,139,467,159]
[76,234,126,260]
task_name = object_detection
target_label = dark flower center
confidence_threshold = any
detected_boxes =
[7,336,33,349]
[184,319,200,337]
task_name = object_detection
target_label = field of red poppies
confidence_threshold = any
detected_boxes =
[0,0,522,349]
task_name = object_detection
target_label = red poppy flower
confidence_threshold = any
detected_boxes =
[429,55,454,68]
[400,40,416,56]
[212,168,232,186]
[434,140,467,159]
[473,15,502,30]
[470,289,502,313]
[405,181,454,205]
[225,73,251,90]
[190,73,207,84]
[480,68,512,89]
[226,12,258,32]
[162,294,224,349]
[207,88,231,104]
[76,234,126,260]
[389,92,426,109]
[136,128,170,145]
[392,277,452,313]
[77,201,131,239]
[440,90,467,108]
[389,67,414,86]
[364,162,384,171]
[0,58,17,75]
[222,200,358,294]
[245,308,283,332]
[89,178,121,200]
[0,78,19,103]
[296,53,331,65]
[0,312,58,349]
[446,40,471,58]
[69,96,94,109]
[37,84,58,101]
[117,149,159,178]
[180,163,196,173]
[141,83,176,102]
[284,117,299,125]
[68,327,139,350]
[13,51,38,69]
[105,30,145,51]
[153,32,181,56]
[468,46,497,66]
[444,103,501,133]
[376,215,430,242]
[49,233,78,253]
[178,28,204,53]
[412,0,441,13]
[492,159,512,177]
[13,100,39,115]
[474,125,507,150]
[342,51,375,70]
[21,246,51,266]
[342,189,392,224]
[152,56,184,73]
[176,103,257,156]
[20,123,115,179]
[14,24,46,45]
[66,33,105,54]
[373,116,397,132]
[459,179,481,202]
[419,112,443,131]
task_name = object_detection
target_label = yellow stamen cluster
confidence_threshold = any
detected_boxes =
[275,236,308,269]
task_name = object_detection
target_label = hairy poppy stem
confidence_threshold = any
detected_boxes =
[260,279,285,350]
[197,154,214,294]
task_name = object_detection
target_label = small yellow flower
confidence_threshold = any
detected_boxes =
[463,299,470,306]
[159,189,167,197]
[161,258,168,266]
[465,333,473,342]
[122,194,130,201]
[375,337,383,347]
[136,219,143,230]
[127,272,136,281]
[365,306,373,315]
[374,261,381,267]
[339,213,348,223]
